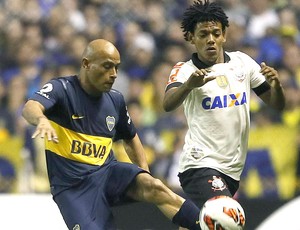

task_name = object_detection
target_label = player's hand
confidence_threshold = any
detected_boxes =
[31,117,59,143]
[260,62,281,89]
[185,69,215,89]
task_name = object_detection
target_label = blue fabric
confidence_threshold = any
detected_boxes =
[53,160,146,230]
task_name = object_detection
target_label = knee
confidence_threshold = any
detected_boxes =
[139,174,169,199]
[132,173,184,206]
[144,176,164,191]
[149,178,166,194]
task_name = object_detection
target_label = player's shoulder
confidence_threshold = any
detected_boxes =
[55,75,77,84]
[109,88,123,96]
[107,88,125,102]
[46,75,77,88]
[104,89,126,110]
[172,60,193,68]
[226,50,253,60]
[171,60,196,74]
[172,61,186,68]
[226,51,257,65]
[37,76,69,95]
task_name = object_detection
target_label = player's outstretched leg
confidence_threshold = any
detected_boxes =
[126,173,201,230]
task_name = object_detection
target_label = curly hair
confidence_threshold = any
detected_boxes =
[181,0,229,41]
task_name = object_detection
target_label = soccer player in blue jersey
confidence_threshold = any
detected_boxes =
[163,0,285,220]
[22,39,201,230]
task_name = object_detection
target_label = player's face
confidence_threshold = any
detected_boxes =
[84,50,120,94]
[190,21,226,66]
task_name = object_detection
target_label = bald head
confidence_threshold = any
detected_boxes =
[82,39,120,62]
[79,39,121,95]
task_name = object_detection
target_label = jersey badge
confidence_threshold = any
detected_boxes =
[208,176,227,192]
[216,75,228,88]
[106,116,115,131]
[234,69,246,82]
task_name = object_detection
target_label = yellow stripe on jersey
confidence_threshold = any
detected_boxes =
[45,121,112,166]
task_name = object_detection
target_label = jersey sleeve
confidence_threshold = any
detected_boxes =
[29,78,64,111]
[237,51,266,89]
[165,62,191,92]
[113,93,137,141]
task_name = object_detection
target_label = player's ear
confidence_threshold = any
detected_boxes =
[222,29,227,43]
[188,32,195,44]
[82,58,89,69]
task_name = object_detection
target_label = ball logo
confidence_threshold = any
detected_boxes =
[223,206,246,227]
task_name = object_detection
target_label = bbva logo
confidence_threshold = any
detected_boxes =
[71,140,107,159]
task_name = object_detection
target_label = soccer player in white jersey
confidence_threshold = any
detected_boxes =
[163,0,285,212]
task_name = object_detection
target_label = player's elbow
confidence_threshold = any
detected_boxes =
[22,101,30,119]
[163,100,175,112]
[163,95,178,112]
[163,102,171,112]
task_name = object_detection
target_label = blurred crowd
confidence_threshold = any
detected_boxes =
[0,0,299,197]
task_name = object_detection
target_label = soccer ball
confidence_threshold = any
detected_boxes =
[199,196,246,230]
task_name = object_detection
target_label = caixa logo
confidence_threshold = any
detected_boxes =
[202,92,247,110]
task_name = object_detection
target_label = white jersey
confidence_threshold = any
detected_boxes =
[166,51,266,180]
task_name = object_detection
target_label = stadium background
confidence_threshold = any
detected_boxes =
[0,0,299,229]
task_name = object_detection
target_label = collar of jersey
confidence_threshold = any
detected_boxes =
[191,52,231,69]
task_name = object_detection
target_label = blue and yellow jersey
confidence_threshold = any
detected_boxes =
[30,76,136,192]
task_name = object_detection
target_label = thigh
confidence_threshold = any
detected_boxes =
[179,168,235,209]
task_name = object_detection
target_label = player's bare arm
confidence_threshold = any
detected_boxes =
[163,69,215,112]
[22,100,59,143]
[123,134,150,172]
[259,62,285,111]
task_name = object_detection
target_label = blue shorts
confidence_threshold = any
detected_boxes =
[53,160,146,230]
